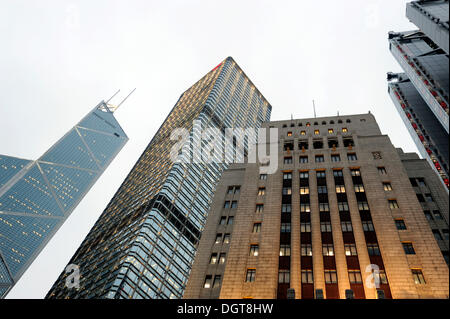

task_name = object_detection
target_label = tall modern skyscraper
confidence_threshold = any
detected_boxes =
[46,57,272,299]
[184,114,449,299]
[0,100,128,298]
[387,0,449,189]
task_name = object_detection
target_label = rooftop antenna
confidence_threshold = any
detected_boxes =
[312,100,317,118]
[105,88,136,113]
[291,113,293,120]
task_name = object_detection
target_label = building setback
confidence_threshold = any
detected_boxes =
[184,114,449,299]
[46,57,272,299]
[0,100,128,298]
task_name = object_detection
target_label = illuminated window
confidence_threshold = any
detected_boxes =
[300,186,309,195]
[256,204,264,213]
[388,199,399,209]
[301,270,314,284]
[300,130,306,135]
[204,275,212,288]
[322,244,334,256]
[246,269,256,282]
[219,253,226,264]
[412,269,426,284]
[324,270,337,284]
[314,130,320,135]
[342,127,348,133]
[278,270,290,284]
[257,188,265,196]
[282,187,292,195]
[383,182,392,191]
[213,275,221,288]
[210,253,218,264]
[252,223,261,233]
[328,129,334,134]
[280,244,291,256]
[223,234,231,244]
[301,222,311,233]
[249,245,259,257]
[335,185,346,193]
[287,131,292,137]
[306,122,311,127]
[301,244,312,256]
[348,270,362,284]
[345,244,358,256]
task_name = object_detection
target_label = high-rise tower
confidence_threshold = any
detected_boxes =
[184,114,449,299]
[0,99,128,298]
[387,0,449,189]
[46,57,272,299]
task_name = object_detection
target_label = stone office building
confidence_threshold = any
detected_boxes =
[184,113,449,299]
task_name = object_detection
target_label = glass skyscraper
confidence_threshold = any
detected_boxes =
[46,57,272,299]
[387,0,449,189]
[0,100,128,298]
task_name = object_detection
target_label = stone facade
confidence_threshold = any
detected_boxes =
[184,113,449,299]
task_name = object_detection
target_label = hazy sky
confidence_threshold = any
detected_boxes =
[1,0,417,298]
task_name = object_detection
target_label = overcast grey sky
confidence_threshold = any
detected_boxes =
[1,0,417,298]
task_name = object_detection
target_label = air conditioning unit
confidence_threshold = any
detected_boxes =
[315,289,324,299]
[345,289,354,299]
[377,289,385,299]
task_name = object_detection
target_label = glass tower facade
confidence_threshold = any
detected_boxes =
[46,57,272,299]
[387,1,449,190]
[0,101,128,298]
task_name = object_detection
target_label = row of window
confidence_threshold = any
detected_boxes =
[281,118,355,128]
[286,127,349,137]
[202,267,425,288]
[283,153,357,164]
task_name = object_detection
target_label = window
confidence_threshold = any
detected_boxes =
[341,221,353,232]
[306,122,311,127]
[333,170,343,177]
[260,174,267,180]
[388,199,399,209]
[278,270,290,284]
[347,153,357,161]
[246,269,256,282]
[281,223,291,233]
[301,244,312,256]
[402,242,415,255]
[317,185,327,194]
[219,216,227,225]
[224,201,230,209]
[299,171,309,179]
[284,141,294,151]
[412,269,426,284]
[417,178,426,187]
[223,234,231,244]
[346,119,351,123]
[204,276,212,288]
[354,184,365,192]
[282,187,292,195]
[227,187,234,194]
[300,130,306,136]
[442,230,449,241]
[300,186,310,195]
[284,157,293,164]
[348,270,362,284]
[367,243,380,256]
[342,127,348,133]
[395,219,407,230]
[314,130,320,135]
[301,222,311,233]
[424,194,433,202]
[338,202,349,211]
[234,186,240,194]
[231,201,238,209]
[322,244,334,256]
[362,220,375,232]
[377,167,387,175]
[409,178,418,187]
[432,210,443,220]
[331,154,341,162]
[301,269,314,284]
[433,230,443,241]
[345,244,358,256]
[328,129,334,134]
[283,172,292,180]
[250,245,259,257]
[324,270,337,284]
[377,270,388,284]
[258,188,265,196]
[287,131,292,137]
[316,171,326,178]
[282,204,292,213]
[350,169,361,176]
[299,156,308,163]
[300,203,311,212]
[321,221,332,232]
[424,210,433,220]
[210,253,218,264]
[280,244,291,256]
[358,201,369,211]
[227,216,234,225]
[253,223,261,233]
[255,204,264,213]
[319,203,330,212]
[335,185,346,193]
[213,275,221,288]
[215,234,222,244]
[315,155,325,163]
[383,182,392,191]
[219,253,226,264]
